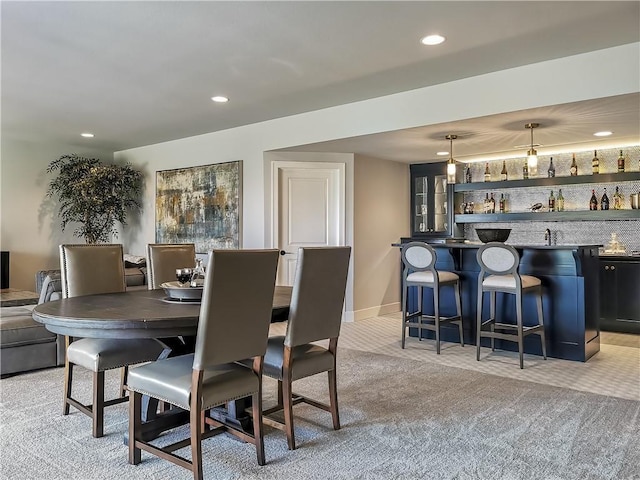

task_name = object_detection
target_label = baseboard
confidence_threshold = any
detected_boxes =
[353,302,400,322]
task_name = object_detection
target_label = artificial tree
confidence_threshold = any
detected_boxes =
[46,154,143,244]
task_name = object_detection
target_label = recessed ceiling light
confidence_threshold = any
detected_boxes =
[437,151,449,156]
[421,34,445,46]
[211,96,229,103]
[593,131,612,137]
[81,132,94,138]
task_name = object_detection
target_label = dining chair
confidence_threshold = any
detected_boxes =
[60,244,165,438]
[127,249,279,479]
[255,246,351,450]
[476,242,547,369]
[146,243,197,289]
[400,241,463,353]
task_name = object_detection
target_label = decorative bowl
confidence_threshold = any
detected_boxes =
[161,281,203,301]
[475,228,511,243]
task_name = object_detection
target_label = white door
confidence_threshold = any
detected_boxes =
[271,162,345,285]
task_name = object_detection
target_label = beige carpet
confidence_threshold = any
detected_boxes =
[1,346,639,479]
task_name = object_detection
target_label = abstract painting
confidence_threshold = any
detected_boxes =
[155,161,242,252]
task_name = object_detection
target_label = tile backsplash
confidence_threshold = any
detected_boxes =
[460,145,640,253]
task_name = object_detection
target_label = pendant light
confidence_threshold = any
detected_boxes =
[525,123,539,176]
[445,134,457,184]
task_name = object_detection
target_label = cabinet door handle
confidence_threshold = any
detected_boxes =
[605,265,609,270]
[611,265,615,270]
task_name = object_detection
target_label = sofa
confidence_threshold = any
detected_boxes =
[1,272,65,376]
[0,263,148,377]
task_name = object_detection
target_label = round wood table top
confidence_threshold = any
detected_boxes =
[32,286,292,339]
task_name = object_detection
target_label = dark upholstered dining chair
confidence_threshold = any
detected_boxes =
[256,246,351,450]
[60,244,165,438]
[127,249,280,480]
[146,243,196,289]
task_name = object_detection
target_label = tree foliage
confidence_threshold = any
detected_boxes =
[46,154,143,244]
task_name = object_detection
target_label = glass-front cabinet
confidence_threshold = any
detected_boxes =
[410,162,458,238]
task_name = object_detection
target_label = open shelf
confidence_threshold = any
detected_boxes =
[455,210,640,223]
[454,171,640,192]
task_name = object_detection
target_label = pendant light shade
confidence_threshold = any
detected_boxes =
[446,134,457,184]
[525,123,539,176]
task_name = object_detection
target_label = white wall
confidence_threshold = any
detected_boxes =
[0,138,113,290]
[353,155,409,319]
[3,43,638,294]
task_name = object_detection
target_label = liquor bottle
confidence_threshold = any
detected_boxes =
[522,161,529,179]
[613,186,624,210]
[484,193,490,213]
[589,189,598,210]
[570,153,578,176]
[617,150,625,173]
[500,160,508,181]
[601,188,610,210]
[465,165,472,183]
[592,150,600,174]
[548,190,555,212]
[557,189,565,212]
[489,193,496,214]
[484,162,491,182]
[547,157,555,178]
[499,193,506,213]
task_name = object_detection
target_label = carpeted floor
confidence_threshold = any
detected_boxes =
[1,347,639,480]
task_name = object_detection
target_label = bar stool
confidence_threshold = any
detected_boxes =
[401,242,463,353]
[476,242,547,369]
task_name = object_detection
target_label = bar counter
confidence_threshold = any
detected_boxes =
[393,241,601,361]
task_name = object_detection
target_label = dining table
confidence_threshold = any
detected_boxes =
[32,286,292,442]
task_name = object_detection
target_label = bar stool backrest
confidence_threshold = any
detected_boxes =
[477,243,520,276]
[401,242,436,273]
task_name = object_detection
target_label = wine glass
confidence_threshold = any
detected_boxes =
[176,268,192,287]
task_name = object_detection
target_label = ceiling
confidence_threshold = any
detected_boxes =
[2,1,639,160]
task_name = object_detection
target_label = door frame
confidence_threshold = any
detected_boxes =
[270,161,346,252]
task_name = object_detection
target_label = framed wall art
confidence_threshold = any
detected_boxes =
[155,161,242,252]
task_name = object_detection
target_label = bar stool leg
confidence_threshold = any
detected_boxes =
[516,291,524,369]
[490,291,496,352]
[476,287,483,361]
[454,281,464,347]
[417,286,423,342]
[433,284,440,354]
[401,280,408,349]
[536,289,547,360]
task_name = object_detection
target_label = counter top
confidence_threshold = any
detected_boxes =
[392,241,601,250]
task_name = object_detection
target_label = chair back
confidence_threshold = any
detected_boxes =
[59,244,126,298]
[146,243,196,289]
[192,249,279,370]
[285,247,351,348]
[477,242,520,276]
[401,242,436,278]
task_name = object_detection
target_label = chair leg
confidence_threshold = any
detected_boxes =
[128,391,142,465]
[63,361,73,416]
[282,376,296,450]
[516,292,524,369]
[190,401,203,480]
[120,366,128,398]
[252,391,266,466]
[433,285,440,354]
[93,371,105,438]
[536,290,547,360]
[454,282,464,347]
[277,380,284,409]
[328,369,340,430]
